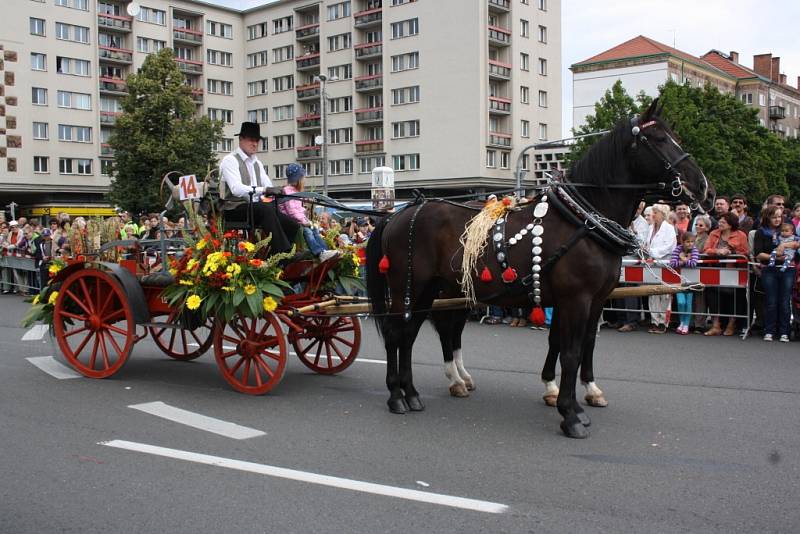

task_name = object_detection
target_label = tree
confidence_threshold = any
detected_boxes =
[567,79,652,164]
[107,48,222,214]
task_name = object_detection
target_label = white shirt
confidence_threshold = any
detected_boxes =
[219,147,272,198]
[631,215,649,246]
[647,221,677,260]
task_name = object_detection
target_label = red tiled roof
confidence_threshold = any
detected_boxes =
[700,50,760,79]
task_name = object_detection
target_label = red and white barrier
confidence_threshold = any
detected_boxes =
[619,257,748,288]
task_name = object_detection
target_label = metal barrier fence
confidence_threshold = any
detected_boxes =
[604,255,751,337]
[0,252,40,294]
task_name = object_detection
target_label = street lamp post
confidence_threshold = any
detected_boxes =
[314,74,338,197]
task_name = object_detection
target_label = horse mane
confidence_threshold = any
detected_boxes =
[567,119,633,191]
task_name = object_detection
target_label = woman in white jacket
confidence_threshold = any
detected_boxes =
[644,204,677,333]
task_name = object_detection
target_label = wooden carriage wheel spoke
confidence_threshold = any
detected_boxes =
[324,340,335,368]
[313,339,323,366]
[105,329,125,357]
[251,358,264,387]
[97,331,112,370]
[72,330,95,357]
[229,356,246,375]
[59,310,87,322]
[78,278,96,314]
[254,355,275,379]
[166,328,177,351]
[330,335,356,348]
[328,339,347,361]
[221,349,240,359]
[262,349,284,362]
[63,326,89,339]
[65,289,93,316]
[241,359,252,385]
[102,323,130,336]
[179,330,189,352]
[102,308,125,324]
[88,333,100,370]
[97,285,116,317]
[222,334,241,345]
[296,338,321,358]
[189,329,206,346]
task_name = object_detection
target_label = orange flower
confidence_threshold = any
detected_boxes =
[222,251,232,258]
[249,259,263,268]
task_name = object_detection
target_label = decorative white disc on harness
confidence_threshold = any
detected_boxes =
[532,225,544,236]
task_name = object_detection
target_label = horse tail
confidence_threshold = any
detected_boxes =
[366,215,390,335]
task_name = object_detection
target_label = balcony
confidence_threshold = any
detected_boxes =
[296,113,321,130]
[488,0,511,12]
[173,27,203,45]
[99,77,128,95]
[98,45,133,65]
[191,88,204,104]
[97,13,132,33]
[488,132,512,148]
[355,139,384,155]
[296,145,322,160]
[488,25,511,46]
[769,105,786,120]
[101,143,115,156]
[296,53,321,71]
[489,96,511,115]
[296,83,321,101]
[355,42,383,60]
[175,58,203,75]
[488,60,512,80]
[295,23,320,41]
[354,7,382,28]
[355,107,383,124]
[100,111,121,126]
[354,74,383,92]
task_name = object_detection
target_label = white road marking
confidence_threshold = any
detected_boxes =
[100,439,509,514]
[25,356,82,379]
[21,324,49,341]
[128,401,265,440]
[186,343,388,365]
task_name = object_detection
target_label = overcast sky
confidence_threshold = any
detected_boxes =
[206,0,800,138]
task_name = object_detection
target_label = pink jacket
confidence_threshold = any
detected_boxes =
[278,185,309,225]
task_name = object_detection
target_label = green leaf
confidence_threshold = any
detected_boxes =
[233,288,246,307]
[246,291,261,317]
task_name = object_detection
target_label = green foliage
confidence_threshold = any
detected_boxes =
[107,48,223,215]
[571,78,798,203]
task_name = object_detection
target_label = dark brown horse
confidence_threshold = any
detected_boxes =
[366,100,714,438]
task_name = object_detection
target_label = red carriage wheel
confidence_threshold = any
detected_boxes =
[213,312,287,395]
[149,310,214,361]
[53,269,135,379]
[290,315,361,375]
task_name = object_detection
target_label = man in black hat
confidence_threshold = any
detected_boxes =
[219,122,298,254]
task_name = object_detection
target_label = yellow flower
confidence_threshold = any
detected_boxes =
[186,294,202,310]
[196,238,207,250]
[32,295,40,305]
[244,284,256,296]
[238,241,255,253]
[179,279,194,286]
[222,286,235,292]
[262,295,277,312]
[226,263,242,276]
[48,291,59,305]
[48,263,63,275]
[276,269,283,280]
[186,258,199,271]
[169,268,178,276]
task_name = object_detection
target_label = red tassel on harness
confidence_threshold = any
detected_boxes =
[501,267,517,283]
[378,255,390,274]
[530,306,546,326]
[480,266,493,283]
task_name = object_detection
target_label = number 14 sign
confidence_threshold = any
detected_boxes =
[178,174,200,200]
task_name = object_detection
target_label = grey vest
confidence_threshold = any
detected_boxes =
[222,153,261,210]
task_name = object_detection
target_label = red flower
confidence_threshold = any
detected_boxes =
[502,197,512,206]
[223,231,236,239]
[212,239,221,248]
[222,251,232,258]
[250,259,263,268]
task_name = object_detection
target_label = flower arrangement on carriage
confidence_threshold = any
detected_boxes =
[21,257,69,329]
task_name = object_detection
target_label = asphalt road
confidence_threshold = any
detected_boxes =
[1,294,799,533]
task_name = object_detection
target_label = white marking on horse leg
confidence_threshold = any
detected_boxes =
[453,349,475,391]
[542,380,559,407]
[582,381,608,407]
[444,361,468,397]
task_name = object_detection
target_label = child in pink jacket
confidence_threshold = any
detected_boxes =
[279,163,339,261]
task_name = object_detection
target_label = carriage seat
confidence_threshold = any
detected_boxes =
[280,259,316,282]
[140,271,176,287]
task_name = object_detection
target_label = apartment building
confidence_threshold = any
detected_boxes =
[0,0,561,213]
[571,35,800,139]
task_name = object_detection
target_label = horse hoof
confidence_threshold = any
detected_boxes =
[585,393,608,407]
[405,395,425,411]
[543,394,558,407]
[387,398,409,414]
[449,383,469,398]
[560,421,589,439]
[464,377,476,391]
[576,411,591,427]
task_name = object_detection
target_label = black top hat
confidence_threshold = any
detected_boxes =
[235,122,265,140]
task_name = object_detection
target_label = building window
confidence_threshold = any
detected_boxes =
[500,152,510,169]
[521,53,529,71]
[33,122,49,140]
[538,25,547,43]
[391,18,419,39]
[137,7,166,25]
[359,156,386,173]
[55,0,88,10]
[207,21,233,39]
[59,158,92,175]
[329,96,352,113]
[248,80,269,97]
[206,49,232,67]
[327,1,351,21]
[58,124,92,143]
[391,0,417,5]
[538,90,548,107]
[392,120,420,138]
[30,17,45,36]
[272,45,294,63]
[273,16,293,34]
[538,123,548,140]
[247,51,268,68]
[34,156,50,173]
[273,134,295,150]
[208,108,233,124]
[327,64,352,80]
[392,153,420,171]
[327,33,352,52]
[55,23,89,43]
[391,51,419,72]
[100,159,113,176]
[272,105,294,121]
[538,0,547,10]
[31,53,46,71]
[391,86,420,105]
[56,57,90,76]
[57,91,91,110]
[273,75,294,93]
[520,86,530,104]
[207,79,233,96]
[538,57,547,76]
[521,120,530,138]
[328,128,353,144]
[247,108,268,123]
[486,150,497,168]
[247,22,268,40]
[329,159,353,176]
[521,19,529,38]
[758,93,766,107]
[32,87,48,105]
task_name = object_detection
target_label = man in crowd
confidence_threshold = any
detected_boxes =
[730,194,754,233]
[219,122,298,255]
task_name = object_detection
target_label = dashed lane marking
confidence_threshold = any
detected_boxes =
[100,439,509,514]
[128,401,265,440]
[21,325,49,341]
[25,356,82,379]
